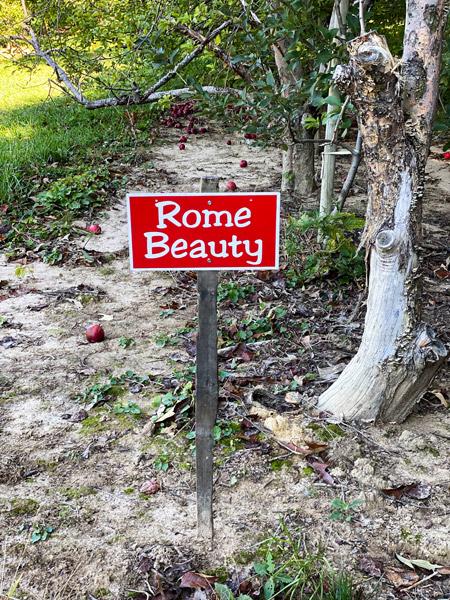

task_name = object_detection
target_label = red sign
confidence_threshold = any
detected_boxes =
[127,192,280,270]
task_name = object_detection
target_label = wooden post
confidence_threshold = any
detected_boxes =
[196,175,219,539]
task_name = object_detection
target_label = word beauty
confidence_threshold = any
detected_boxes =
[127,193,280,270]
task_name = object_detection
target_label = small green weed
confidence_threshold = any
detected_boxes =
[329,498,364,522]
[220,303,287,345]
[215,583,252,600]
[76,371,151,406]
[154,451,170,471]
[285,211,365,286]
[153,333,179,347]
[217,281,255,303]
[118,336,135,348]
[113,400,141,415]
[19,522,53,543]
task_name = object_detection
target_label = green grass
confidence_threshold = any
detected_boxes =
[0,58,161,260]
[0,59,133,201]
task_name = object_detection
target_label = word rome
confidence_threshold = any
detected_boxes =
[127,193,279,270]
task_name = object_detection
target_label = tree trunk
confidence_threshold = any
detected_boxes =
[273,36,315,196]
[319,0,349,217]
[318,2,448,423]
[281,113,315,196]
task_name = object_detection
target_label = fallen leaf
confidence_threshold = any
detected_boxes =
[180,572,218,589]
[70,409,89,423]
[431,389,448,408]
[310,461,335,486]
[437,566,450,575]
[403,483,431,500]
[381,483,430,500]
[359,556,384,577]
[396,555,442,571]
[139,480,160,495]
[317,363,346,381]
[385,566,419,588]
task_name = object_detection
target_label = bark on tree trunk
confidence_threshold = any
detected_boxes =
[318,1,448,423]
[281,113,315,196]
[273,37,315,196]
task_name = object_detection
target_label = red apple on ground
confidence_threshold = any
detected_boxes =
[226,140,232,145]
[226,181,237,191]
[86,324,105,343]
[88,224,101,235]
[179,143,185,150]
[240,160,248,168]
[179,135,187,142]
[444,152,450,160]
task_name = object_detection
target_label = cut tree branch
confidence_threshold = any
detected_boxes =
[18,18,240,108]
[175,23,254,85]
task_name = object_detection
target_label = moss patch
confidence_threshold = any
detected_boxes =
[10,498,39,515]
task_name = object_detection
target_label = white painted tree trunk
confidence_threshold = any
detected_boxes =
[319,0,349,217]
[318,4,448,423]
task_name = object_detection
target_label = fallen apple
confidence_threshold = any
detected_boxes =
[179,143,186,150]
[179,135,187,143]
[240,160,248,168]
[226,140,232,145]
[444,152,450,160]
[86,324,105,343]
[88,224,101,234]
[226,181,237,191]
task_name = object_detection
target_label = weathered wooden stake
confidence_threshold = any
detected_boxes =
[196,175,219,539]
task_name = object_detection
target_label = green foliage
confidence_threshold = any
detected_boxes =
[215,583,252,600]
[113,400,141,415]
[154,451,170,471]
[329,498,364,522]
[217,281,255,303]
[76,371,151,406]
[18,522,53,543]
[286,211,365,285]
[220,304,288,345]
[118,336,135,348]
[251,519,367,599]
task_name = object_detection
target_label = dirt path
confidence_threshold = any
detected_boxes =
[1,131,449,600]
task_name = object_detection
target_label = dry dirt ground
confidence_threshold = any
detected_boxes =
[1,126,449,600]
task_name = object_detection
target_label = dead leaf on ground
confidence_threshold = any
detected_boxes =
[385,566,420,588]
[180,572,218,589]
[139,480,160,495]
[279,440,328,456]
[381,483,430,500]
[437,566,450,575]
[430,389,448,408]
[396,554,442,571]
[359,555,384,577]
[310,461,335,486]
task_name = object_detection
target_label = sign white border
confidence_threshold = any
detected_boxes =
[126,191,280,271]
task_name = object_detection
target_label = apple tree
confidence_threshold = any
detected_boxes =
[318,0,448,422]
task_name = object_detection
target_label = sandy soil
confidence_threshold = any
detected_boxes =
[1,127,449,600]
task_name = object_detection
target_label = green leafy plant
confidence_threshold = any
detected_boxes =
[286,211,365,286]
[19,522,53,543]
[220,304,287,345]
[118,336,135,348]
[154,451,170,471]
[76,371,151,406]
[215,583,252,600]
[217,281,255,303]
[329,498,364,522]
[153,333,179,347]
[249,519,367,599]
[113,400,141,415]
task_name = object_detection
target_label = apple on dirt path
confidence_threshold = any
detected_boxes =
[86,324,105,343]
[88,224,101,234]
